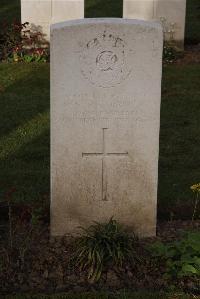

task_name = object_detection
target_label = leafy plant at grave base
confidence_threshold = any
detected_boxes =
[159,17,183,64]
[190,183,200,221]
[0,21,49,62]
[163,43,179,64]
[73,218,137,283]
[149,231,200,280]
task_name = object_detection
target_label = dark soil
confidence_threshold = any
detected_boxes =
[0,211,199,295]
[176,45,200,65]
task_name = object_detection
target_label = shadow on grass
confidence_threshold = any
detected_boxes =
[85,0,123,18]
[0,62,200,219]
[185,0,200,44]
[0,63,49,138]
[158,64,200,220]
[0,63,50,203]
[0,0,21,24]
[0,125,50,203]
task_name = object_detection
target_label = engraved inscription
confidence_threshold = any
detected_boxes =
[63,93,155,124]
[80,32,132,88]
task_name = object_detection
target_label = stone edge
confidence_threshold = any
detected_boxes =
[50,18,163,33]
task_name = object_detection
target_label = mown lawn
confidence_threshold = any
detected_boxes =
[2,292,197,299]
[0,0,20,24]
[0,0,200,217]
[158,64,200,218]
[85,0,123,18]
[0,63,50,203]
[185,0,200,44]
[0,63,200,219]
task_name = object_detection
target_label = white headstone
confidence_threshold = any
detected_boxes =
[21,0,84,40]
[21,0,51,39]
[51,19,163,238]
[123,0,186,49]
[52,0,84,24]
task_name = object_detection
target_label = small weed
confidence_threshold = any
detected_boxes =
[149,232,200,280]
[163,44,179,64]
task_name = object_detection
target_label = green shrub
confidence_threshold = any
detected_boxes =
[149,232,200,280]
[0,21,49,62]
[73,218,137,283]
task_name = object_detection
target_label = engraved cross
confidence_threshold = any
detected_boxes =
[82,128,128,201]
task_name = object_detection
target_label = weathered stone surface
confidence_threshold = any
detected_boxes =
[21,0,84,40]
[124,0,156,20]
[123,0,186,49]
[21,0,51,39]
[51,19,163,238]
[52,0,84,24]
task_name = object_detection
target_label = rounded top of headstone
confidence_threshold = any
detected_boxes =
[51,18,163,32]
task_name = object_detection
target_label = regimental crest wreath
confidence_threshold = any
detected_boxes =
[80,31,132,88]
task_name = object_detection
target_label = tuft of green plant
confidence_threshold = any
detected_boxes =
[149,231,200,280]
[163,43,179,64]
[73,218,137,283]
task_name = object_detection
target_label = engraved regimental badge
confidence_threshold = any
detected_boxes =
[80,31,132,88]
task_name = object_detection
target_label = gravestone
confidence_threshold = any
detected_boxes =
[123,0,186,49]
[21,0,84,40]
[51,19,163,237]
[52,0,84,24]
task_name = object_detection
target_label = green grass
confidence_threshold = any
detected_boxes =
[0,0,20,24]
[158,64,200,219]
[185,0,200,44]
[0,0,200,216]
[1,292,197,299]
[0,63,200,219]
[85,0,123,18]
[0,63,50,203]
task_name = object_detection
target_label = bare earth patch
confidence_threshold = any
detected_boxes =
[0,215,199,295]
